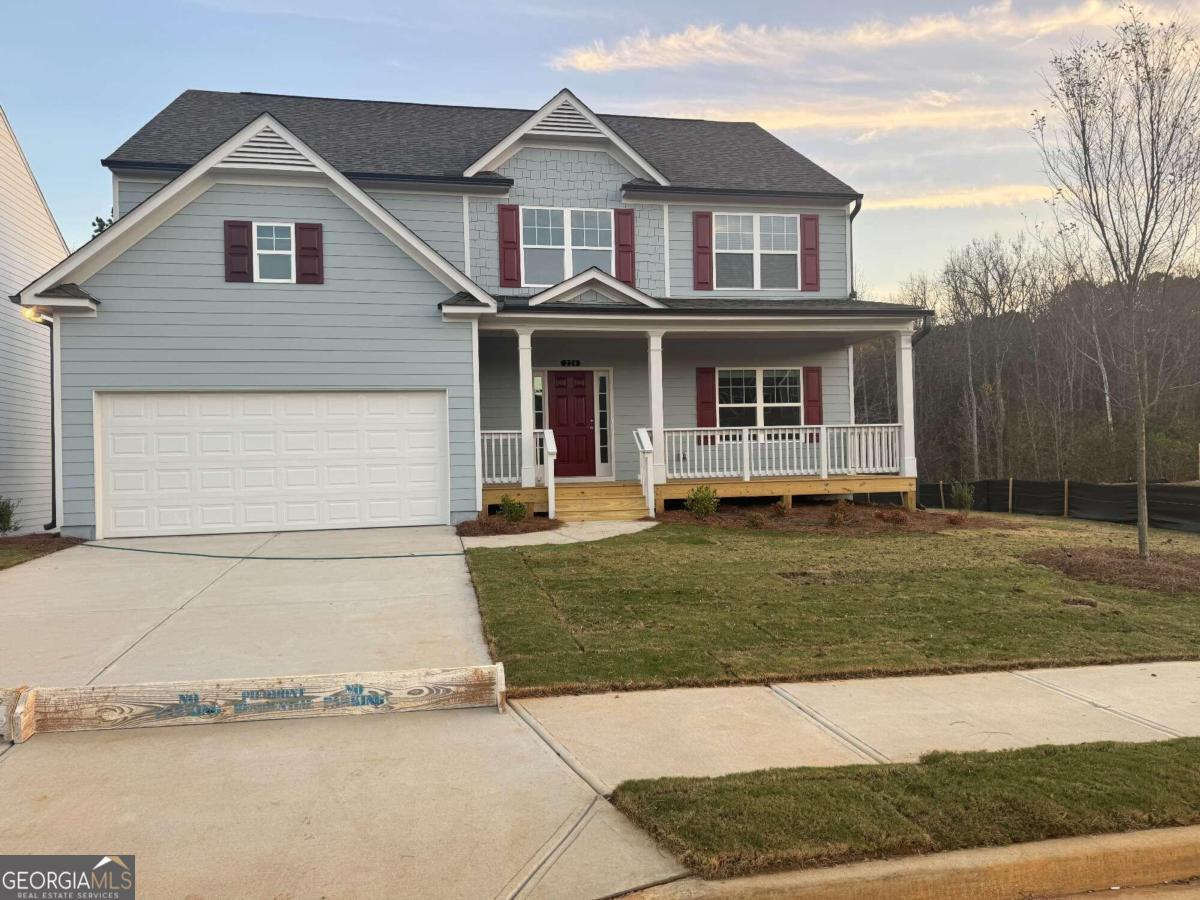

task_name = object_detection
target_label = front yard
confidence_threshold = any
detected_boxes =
[466,507,1200,696]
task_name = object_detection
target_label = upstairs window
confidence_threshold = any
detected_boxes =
[254,222,295,283]
[713,213,799,290]
[521,207,613,287]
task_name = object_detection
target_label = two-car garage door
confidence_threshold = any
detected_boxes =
[97,391,448,538]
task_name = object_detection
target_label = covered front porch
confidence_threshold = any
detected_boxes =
[476,317,918,520]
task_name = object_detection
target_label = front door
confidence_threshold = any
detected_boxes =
[548,370,596,477]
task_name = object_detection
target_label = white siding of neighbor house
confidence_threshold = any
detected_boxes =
[0,107,67,534]
[479,333,850,481]
[62,181,477,538]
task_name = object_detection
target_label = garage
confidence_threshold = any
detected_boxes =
[96,391,448,538]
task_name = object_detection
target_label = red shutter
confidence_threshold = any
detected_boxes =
[224,220,252,282]
[295,223,324,284]
[696,368,716,426]
[800,214,820,291]
[614,208,636,286]
[803,367,823,425]
[692,211,713,290]
[498,204,521,287]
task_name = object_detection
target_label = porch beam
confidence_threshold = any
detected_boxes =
[895,330,917,478]
[647,330,667,484]
[517,327,536,487]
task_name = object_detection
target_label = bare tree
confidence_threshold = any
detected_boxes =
[1033,7,1200,558]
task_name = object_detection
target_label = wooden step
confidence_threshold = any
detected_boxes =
[558,509,647,522]
[554,497,649,512]
[554,484,643,499]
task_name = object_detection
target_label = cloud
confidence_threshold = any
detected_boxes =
[550,0,1135,73]
[869,184,1052,210]
[686,100,1029,136]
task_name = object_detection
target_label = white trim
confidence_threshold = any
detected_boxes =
[662,203,671,298]
[251,221,296,284]
[91,390,103,540]
[525,268,666,309]
[712,212,801,291]
[847,344,856,425]
[464,89,669,186]
[19,113,496,311]
[715,367,807,429]
[52,317,64,530]
[537,366,615,480]
[111,173,120,222]
[647,330,666,484]
[482,314,921,332]
[472,318,482,512]
[462,195,472,279]
[520,206,615,288]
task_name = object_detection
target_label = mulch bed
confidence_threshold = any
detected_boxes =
[455,516,563,537]
[0,533,86,571]
[657,502,1018,535]
[1026,546,1200,594]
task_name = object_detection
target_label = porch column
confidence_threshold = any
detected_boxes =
[647,330,667,484]
[895,330,917,478]
[517,326,537,487]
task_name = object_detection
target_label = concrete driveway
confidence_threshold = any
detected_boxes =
[0,528,685,898]
[0,527,489,686]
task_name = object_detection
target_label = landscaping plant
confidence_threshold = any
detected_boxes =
[949,481,975,513]
[0,497,20,535]
[498,494,528,524]
[826,499,854,528]
[683,485,720,519]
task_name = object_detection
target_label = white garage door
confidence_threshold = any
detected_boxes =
[97,391,448,538]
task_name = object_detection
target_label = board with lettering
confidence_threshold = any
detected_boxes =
[7,664,505,743]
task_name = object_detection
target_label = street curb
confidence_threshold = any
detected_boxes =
[625,825,1200,899]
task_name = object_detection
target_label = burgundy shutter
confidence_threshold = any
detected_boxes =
[224,220,252,282]
[696,367,717,444]
[498,204,521,287]
[692,211,713,290]
[800,214,820,291]
[803,367,823,425]
[614,208,636,286]
[295,223,324,284]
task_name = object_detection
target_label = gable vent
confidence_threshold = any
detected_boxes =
[218,125,319,171]
[528,100,604,137]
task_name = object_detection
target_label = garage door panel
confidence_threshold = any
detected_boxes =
[99,391,449,537]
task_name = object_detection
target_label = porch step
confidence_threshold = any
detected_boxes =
[557,508,647,522]
[554,482,643,499]
[555,496,648,512]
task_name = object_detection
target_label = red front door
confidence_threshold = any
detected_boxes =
[548,370,596,477]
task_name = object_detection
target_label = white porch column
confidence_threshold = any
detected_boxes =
[517,327,536,487]
[647,330,667,484]
[895,330,918,477]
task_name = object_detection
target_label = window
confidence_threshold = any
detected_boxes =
[717,368,804,427]
[597,373,610,464]
[713,214,799,290]
[521,207,614,286]
[253,222,294,283]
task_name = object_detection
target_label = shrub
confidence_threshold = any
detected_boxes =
[772,500,789,518]
[746,511,767,529]
[875,507,910,526]
[0,497,20,535]
[949,481,975,513]
[945,512,968,526]
[498,494,528,524]
[684,485,720,519]
[826,499,854,528]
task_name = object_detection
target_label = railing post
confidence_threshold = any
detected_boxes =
[819,425,829,479]
[543,430,557,519]
[742,428,751,480]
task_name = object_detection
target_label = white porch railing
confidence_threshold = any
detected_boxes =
[663,424,902,481]
[541,430,557,518]
[634,427,656,517]
[480,430,557,516]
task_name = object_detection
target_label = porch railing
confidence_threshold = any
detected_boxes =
[480,430,557,516]
[663,425,902,481]
[634,427,655,517]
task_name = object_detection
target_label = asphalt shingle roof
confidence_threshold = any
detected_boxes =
[103,90,859,197]
[497,294,928,316]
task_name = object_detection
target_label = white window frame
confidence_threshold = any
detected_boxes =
[252,221,296,284]
[533,366,615,479]
[520,206,616,288]
[712,213,801,291]
[715,367,807,427]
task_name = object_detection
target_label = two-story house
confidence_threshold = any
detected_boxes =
[13,89,926,539]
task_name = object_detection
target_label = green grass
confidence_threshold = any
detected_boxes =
[611,738,1200,879]
[466,514,1200,695]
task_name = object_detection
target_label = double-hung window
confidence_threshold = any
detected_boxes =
[521,207,614,287]
[713,214,799,289]
[717,368,804,427]
[253,222,295,283]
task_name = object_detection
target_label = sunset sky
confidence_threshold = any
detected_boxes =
[4,0,1187,296]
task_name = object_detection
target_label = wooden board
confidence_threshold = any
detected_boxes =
[9,664,504,744]
[657,476,916,500]
[1,686,28,743]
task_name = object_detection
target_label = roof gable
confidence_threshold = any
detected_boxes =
[525,268,665,308]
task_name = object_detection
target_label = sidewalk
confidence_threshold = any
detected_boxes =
[514,661,1200,792]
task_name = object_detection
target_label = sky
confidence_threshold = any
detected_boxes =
[2,0,1188,297]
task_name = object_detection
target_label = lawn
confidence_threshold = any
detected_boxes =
[466,509,1200,696]
[0,533,83,571]
[611,738,1200,878]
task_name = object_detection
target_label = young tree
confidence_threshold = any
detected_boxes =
[1033,7,1200,559]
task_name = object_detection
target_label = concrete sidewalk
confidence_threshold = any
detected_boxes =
[516,662,1200,792]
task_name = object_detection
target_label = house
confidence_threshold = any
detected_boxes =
[13,89,927,539]
[0,106,67,534]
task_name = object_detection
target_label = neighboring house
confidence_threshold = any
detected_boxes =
[0,106,67,534]
[14,88,927,540]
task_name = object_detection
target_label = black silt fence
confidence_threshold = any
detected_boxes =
[920,479,1200,535]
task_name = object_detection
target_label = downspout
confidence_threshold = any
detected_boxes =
[911,313,934,345]
[848,197,863,299]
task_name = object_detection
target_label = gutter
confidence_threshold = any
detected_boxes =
[911,312,935,345]
[621,182,863,204]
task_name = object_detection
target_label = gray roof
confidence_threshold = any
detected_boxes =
[497,294,928,316]
[103,90,859,197]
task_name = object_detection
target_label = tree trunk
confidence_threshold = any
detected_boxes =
[1134,339,1151,560]
[1091,315,1115,437]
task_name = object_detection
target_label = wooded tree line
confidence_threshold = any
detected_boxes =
[854,234,1200,483]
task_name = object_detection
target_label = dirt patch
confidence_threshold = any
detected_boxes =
[1027,546,1200,594]
[657,502,1020,536]
[0,533,86,571]
[455,516,563,537]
